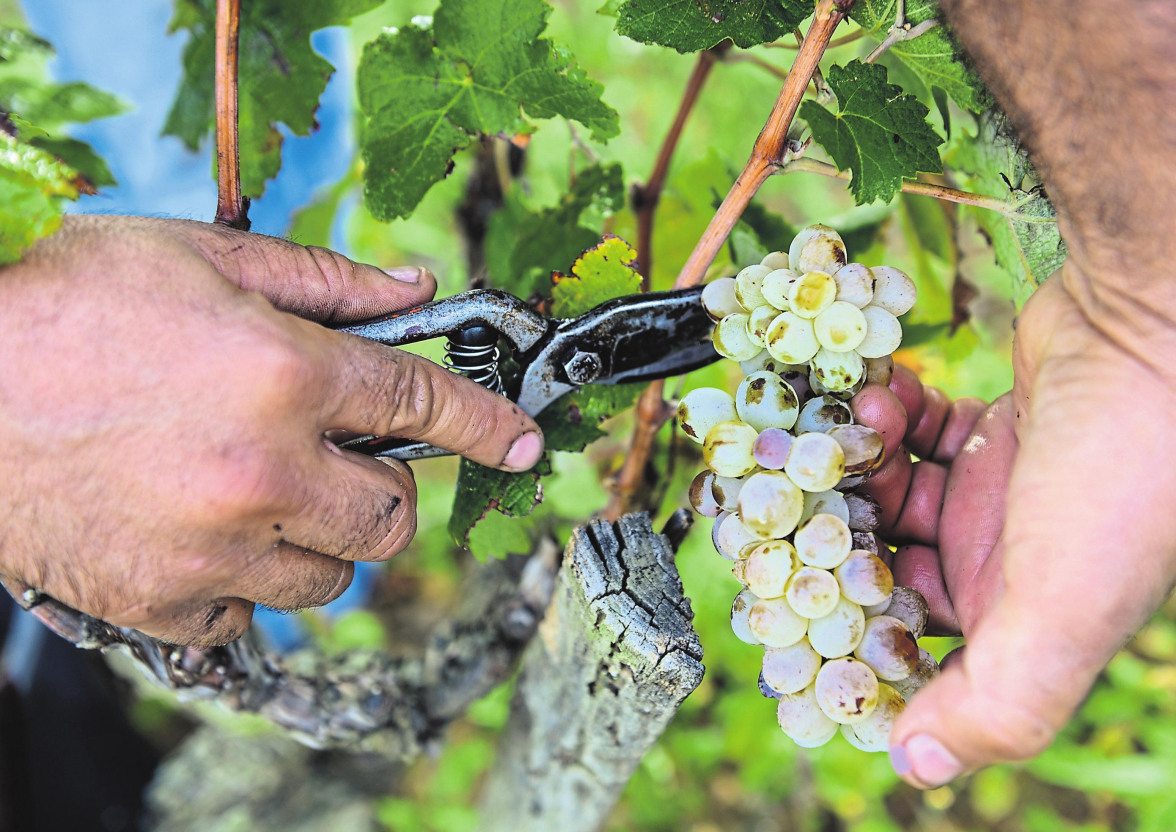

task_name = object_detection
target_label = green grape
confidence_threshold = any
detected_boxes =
[807,596,865,658]
[749,596,809,647]
[762,639,822,695]
[810,347,865,393]
[857,306,903,359]
[814,657,879,725]
[688,470,721,517]
[745,539,800,599]
[868,266,916,316]
[736,371,800,432]
[832,263,875,308]
[731,588,761,645]
[789,224,847,275]
[761,268,799,309]
[703,420,758,477]
[785,431,846,492]
[834,550,893,606]
[814,301,867,352]
[713,312,762,361]
[678,387,737,444]
[765,311,820,365]
[787,271,837,319]
[737,470,805,538]
[794,513,853,568]
[785,566,840,618]
[701,276,742,321]
[842,684,905,752]
[777,684,840,747]
[735,264,772,311]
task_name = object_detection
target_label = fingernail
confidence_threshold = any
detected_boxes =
[384,266,420,283]
[899,734,963,787]
[504,431,543,470]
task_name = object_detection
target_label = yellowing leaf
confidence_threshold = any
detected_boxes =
[551,234,642,318]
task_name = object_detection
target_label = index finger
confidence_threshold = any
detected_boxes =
[318,329,544,471]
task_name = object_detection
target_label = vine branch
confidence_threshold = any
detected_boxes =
[864,0,940,65]
[214,0,249,230]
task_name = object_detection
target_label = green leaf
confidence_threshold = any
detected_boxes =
[164,0,382,199]
[800,59,943,205]
[0,132,79,264]
[947,110,1066,285]
[615,0,811,52]
[30,136,116,188]
[550,234,643,318]
[537,383,645,452]
[849,0,988,113]
[485,162,624,298]
[359,0,619,221]
[448,457,551,556]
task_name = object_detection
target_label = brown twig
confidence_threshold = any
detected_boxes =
[214,0,249,230]
[632,48,719,289]
[864,0,940,64]
[602,0,853,521]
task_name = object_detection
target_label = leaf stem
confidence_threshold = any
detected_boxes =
[214,0,249,230]
[765,29,866,51]
[863,0,940,65]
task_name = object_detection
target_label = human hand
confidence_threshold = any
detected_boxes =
[851,267,1176,787]
[0,216,544,646]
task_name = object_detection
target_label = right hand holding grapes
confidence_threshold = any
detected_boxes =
[852,266,1176,787]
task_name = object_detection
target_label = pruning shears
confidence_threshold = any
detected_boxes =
[335,285,721,459]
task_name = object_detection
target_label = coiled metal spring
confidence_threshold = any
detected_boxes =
[443,325,503,393]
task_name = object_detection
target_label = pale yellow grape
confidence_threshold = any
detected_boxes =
[745,539,800,599]
[736,371,799,432]
[891,648,939,699]
[787,271,837,319]
[749,597,808,647]
[814,657,879,724]
[735,264,772,311]
[746,304,777,347]
[834,550,893,606]
[789,224,847,275]
[794,513,853,568]
[832,263,875,308]
[762,639,822,695]
[731,558,749,587]
[701,277,742,321]
[688,470,721,517]
[710,474,743,512]
[730,588,761,645]
[785,566,840,618]
[801,489,851,525]
[807,596,865,658]
[842,684,905,751]
[814,301,867,352]
[711,511,761,561]
[855,615,919,681]
[761,268,799,309]
[869,265,917,316]
[777,684,840,747]
[784,431,845,492]
[795,395,853,434]
[677,387,737,444]
[740,350,806,377]
[856,306,903,359]
[737,470,805,538]
[811,347,865,393]
[765,311,820,364]
[702,420,758,477]
[809,364,864,401]
[713,313,762,361]
[760,250,791,270]
[827,424,885,476]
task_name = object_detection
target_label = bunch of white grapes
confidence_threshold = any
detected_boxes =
[683,224,940,752]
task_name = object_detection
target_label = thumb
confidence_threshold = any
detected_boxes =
[171,218,438,323]
[889,339,1176,787]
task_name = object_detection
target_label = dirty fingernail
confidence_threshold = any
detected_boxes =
[384,266,421,283]
[504,431,543,470]
[900,734,963,788]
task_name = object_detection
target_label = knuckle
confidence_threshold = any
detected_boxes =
[303,246,358,322]
[382,355,439,436]
[189,445,293,520]
[357,486,417,562]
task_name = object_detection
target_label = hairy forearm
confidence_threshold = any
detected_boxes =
[939,1,1176,279]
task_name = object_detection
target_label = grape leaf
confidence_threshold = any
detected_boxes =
[551,235,643,318]
[849,0,987,113]
[448,456,551,554]
[614,0,811,52]
[799,60,943,205]
[537,383,645,452]
[164,0,382,199]
[947,111,1066,285]
[358,0,619,221]
[0,132,79,264]
[485,163,624,298]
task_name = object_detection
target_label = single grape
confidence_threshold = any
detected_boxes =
[701,277,742,321]
[800,489,851,526]
[731,557,749,587]
[794,513,853,568]
[814,301,868,353]
[688,470,721,517]
[834,550,894,606]
[827,424,885,476]
[765,311,820,365]
[731,588,761,645]
[795,395,853,435]
[738,470,805,538]
[748,596,809,647]
[789,224,847,275]
[843,492,881,532]
[761,268,800,310]
[753,427,793,470]
[787,271,837,319]
[784,368,813,403]
[855,615,919,681]
[710,474,744,512]
[712,511,761,561]
[811,347,865,393]
[785,566,840,618]
[863,355,894,386]
[785,431,846,492]
[814,657,879,724]
[713,312,762,361]
[807,596,865,658]
[702,420,758,477]
[856,306,903,359]
[746,304,778,347]
[736,371,799,432]
[744,539,800,599]
[880,586,930,639]
[677,387,737,444]
[777,684,840,747]
[842,684,906,751]
[760,250,791,271]
[868,266,917,316]
[809,364,865,401]
[762,639,822,694]
[832,263,875,308]
[890,648,940,699]
[735,264,772,311]
[740,349,807,377]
